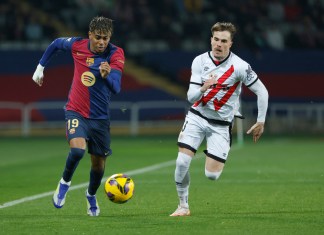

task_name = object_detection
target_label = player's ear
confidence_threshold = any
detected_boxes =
[88,31,92,38]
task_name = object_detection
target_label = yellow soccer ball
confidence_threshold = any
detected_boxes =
[104,173,135,204]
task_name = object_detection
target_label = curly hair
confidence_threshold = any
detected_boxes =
[89,16,113,36]
[211,22,236,40]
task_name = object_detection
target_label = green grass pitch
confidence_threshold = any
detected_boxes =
[0,135,323,234]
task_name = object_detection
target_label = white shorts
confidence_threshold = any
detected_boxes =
[177,111,232,163]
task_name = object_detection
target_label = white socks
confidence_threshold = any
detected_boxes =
[60,178,71,186]
[174,152,192,208]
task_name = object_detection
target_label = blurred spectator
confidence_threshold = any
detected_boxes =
[183,0,204,14]
[242,23,267,52]
[299,16,318,48]
[25,17,43,42]
[267,0,285,22]
[285,22,304,48]
[284,0,303,22]
[1,0,323,52]
[265,23,285,50]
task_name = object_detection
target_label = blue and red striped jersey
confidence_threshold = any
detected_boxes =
[39,37,125,119]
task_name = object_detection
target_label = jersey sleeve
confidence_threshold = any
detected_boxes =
[109,47,125,72]
[190,56,203,84]
[105,47,125,94]
[39,37,82,67]
[248,79,269,122]
[240,63,259,87]
[187,56,204,103]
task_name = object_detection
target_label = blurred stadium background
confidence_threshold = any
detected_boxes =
[0,0,324,137]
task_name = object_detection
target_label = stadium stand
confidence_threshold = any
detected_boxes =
[0,0,324,135]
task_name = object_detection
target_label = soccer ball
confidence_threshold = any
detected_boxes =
[104,173,135,204]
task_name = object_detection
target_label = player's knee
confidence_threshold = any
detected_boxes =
[70,148,85,160]
[176,157,185,168]
[176,152,192,168]
[205,169,222,180]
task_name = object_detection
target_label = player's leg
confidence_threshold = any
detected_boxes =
[85,119,111,216]
[53,112,87,208]
[88,155,106,195]
[204,125,231,180]
[170,113,205,216]
[205,157,224,180]
[85,154,106,216]
[170,147,194,216]
[64,138,87,181]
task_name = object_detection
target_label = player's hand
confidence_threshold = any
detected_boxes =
[99,61,111,79]
[32,64,44,86]
[247,122,264,143]
[201,76,217,93]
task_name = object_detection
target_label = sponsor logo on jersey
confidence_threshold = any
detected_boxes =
[81,71,96,87]
[86,57,94,66]
[69,128,75,134]
[76,52,85,56]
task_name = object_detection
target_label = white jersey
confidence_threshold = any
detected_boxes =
[189,51,258,122]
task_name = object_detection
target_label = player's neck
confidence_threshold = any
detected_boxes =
[211,51,230,63]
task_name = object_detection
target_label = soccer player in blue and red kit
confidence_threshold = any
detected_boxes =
[32,16,125,216]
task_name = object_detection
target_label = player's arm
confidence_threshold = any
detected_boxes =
[32,37,78,86]
[187,83,203,103]
[103,69,123,94]
[187,57,218,103]
[187,57,203,103]
[246,79,269,142]
[102,48,125,94]
[187,78,218,103]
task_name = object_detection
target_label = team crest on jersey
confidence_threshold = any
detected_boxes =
[81,71,96,87]
[245,65,256,81]
[86,57,94,66]
[209,73,218,81]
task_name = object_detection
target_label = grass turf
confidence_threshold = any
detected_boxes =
[0,135,323,234]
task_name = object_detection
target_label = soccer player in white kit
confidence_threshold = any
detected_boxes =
[170,22,269,216]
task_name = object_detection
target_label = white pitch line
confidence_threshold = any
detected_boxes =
[0,159,176,209]
[0,145,241,209]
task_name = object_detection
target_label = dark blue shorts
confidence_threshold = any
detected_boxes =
[65,110,112,157]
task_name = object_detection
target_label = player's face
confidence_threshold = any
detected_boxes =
[210,31,233,61]
[89,31,111,54]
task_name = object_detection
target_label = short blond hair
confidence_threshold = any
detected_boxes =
[211,22,236,40]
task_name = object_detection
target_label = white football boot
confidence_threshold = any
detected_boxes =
[170,205,191,216]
